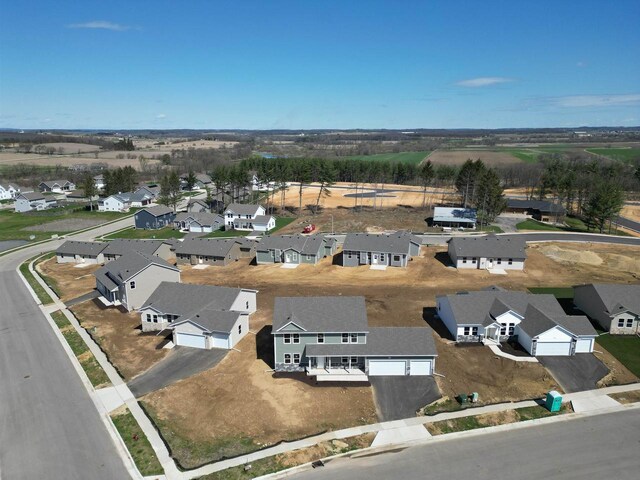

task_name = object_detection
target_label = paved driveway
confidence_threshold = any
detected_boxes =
[370,376,441,421]
[128,346,227,397]
[539,354,609,393]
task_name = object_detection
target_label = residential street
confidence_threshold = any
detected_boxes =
[293,408,640,480]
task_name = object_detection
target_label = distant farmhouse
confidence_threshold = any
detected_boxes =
[573,284,640,335]
[447,235,527,270]
[341,232,421,268]
[505,199,566,223]
[0,183,20,200]
[432,207,477,229]
[256,234,337,265]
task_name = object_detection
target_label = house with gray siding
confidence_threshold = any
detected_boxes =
[14,192,57,212]
[447,235,527,270]
[175,238,242,266]
[436,287,596,356]
[94,251,180,311]
[56,240,107,264]
[134,205,176,230]
[256,234,337,265]
[139,282,257,350]
[341,232,421,268]
[101,239,173,263]
[272,296,437,381]
[573,284,640,335]
[174,212,224,233]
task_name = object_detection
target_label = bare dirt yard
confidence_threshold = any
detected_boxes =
[23,217,110,232]
[71,300,170,380]
[426,150,522,166]
[621,204,640,222]
[37,257,100,302]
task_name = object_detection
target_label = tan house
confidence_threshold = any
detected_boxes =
[573,284,640,335]
[175,238,242,266]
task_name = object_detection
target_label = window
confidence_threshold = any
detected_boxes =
[342,333,349,343]
[472,257,477,263]
[317,333,324,343]
[351,357,358,365]
[508,258,513,265]
[618,319,625,328]
[238,324,242,334]
[130,281,136,289]
[508,323,515,335]
[463,327,471,335]
[146,314,152,322]
[380,253,386,262]
[293,353,300,363]
[292,333,300,344]
[284,333,291,344]
[153,315,158,323]
[472,327,478,335]
[497,258,502,264]
[350,333,358,343]
[500,324,506,335]
[347,252,353,258]
[394,255,400,262]
[246,301,249,309]
[284,354,292,364]
[341,357,349,364]
[627,318,634,328]
[462,257,467,264]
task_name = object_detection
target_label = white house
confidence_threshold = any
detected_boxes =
[98,194,131,212]
[232,214,275,232]
[447,235,527,271]
[14,192,57,212]
[251,173,276,192]
[223,203,267,228]
[94,175,106,190]
[39,180,76,193]
[0,184,19,200]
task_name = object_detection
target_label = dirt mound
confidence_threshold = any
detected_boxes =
[539,245,603,266]
[604,253,640,275]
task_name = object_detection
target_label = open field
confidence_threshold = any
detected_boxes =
[35,142,101,154]
[37,257,100,302]
[621,204,640,221]
[425,149,524,166]
[0,151,156,169]
[134,138,238,152]
[344,151,430,164]
[103,226,186,240]
[586,147,640,163]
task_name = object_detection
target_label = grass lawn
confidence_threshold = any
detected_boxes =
[272,216,296,232]
[516,219,562,231]
[19,255,54,304]
[344,151,430,165]
[516,217,630,236]
[103,226,186,240]
[111,408,164,476]
[0,207,132,242]
[203,229,250,238]
[586,147,640,164]
[595,335,640,377]
[502,149,542,164]
[479,225,504,233]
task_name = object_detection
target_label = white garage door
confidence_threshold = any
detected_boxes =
[409,360,432,376]
[575,338,593,353]
[211,333,229,349]
[368,360,406,376]
[191,225,203,233]
[535,341,572,356]
[175,332,207,349]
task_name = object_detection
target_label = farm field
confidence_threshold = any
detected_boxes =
[102,226,186,240]
[344,151,430,164]
[425,149,524,166]
[586,147,640,163]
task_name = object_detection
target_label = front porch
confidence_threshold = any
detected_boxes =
[306,355,368,382]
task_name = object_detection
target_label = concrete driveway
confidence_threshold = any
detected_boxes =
[128,346,227,397]
[370,376,441,421]
[539,354,609,393]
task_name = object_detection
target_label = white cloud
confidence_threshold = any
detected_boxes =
[553,94,640,108]
[576,61,587,67]
[156,113,167,119]
[455,77,514,88]
[67,21,132,31]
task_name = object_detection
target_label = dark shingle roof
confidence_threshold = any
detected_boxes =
[175,238,238,257]
[575,284,640,316]
[258,234,327,255]
[95,251,178,284]
[18,192,46,201]
[273,296,369,332]
[175,212,223,227]
[141,282,248,314]
[225,203,263,216]
[342,232,420,255]
[102,239,165,257]
[177,310,242,334]
[56,240,107,256]
[140,205,174,217]
[553,315,597,337]
[448,235,527,259]
[506,199,566,215]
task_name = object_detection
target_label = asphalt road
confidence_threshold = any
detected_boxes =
[370,377,440,421]
[615,215,640,233]
[293,409,640,480]
[0,217,134,479]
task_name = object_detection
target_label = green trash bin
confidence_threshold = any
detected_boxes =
[545,390,562,412]
[457,393,469,405]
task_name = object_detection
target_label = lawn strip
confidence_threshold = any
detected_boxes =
[608,390,640,404]
[595,335,640,377]
[19,255,54,304]
[111,408,164,476]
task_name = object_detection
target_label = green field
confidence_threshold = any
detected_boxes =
[586,147,640,164]
[0,207,131,242]
[102,226,186,240]
[595,335,640,377]
[516,217,629,236]
[344,151,430,164]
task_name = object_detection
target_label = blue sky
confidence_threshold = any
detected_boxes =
[1,1,639,129]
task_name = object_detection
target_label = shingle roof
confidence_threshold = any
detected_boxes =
[140,205,174,217]
[56,240,107,256]
[102,239,165,257]
[175,238,238,257]
[433,207,477,223]
[518,304,560,337]
[448,235,527,259]
[41,180,72,188]
[273,296,369,332]
[553,315,597,337]
[95,251,178,284]
[575,284,640,316]
[251,215,274,225]
[175,212,223,227]
[342,232,420,255]
[506,199,566,215]
[306,327,438,357]
[225,203,263,216]
[258,234,327,255]
[176,310,242,334]
[18,192,46,201]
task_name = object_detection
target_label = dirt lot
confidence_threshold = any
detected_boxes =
[37,257,100,302]
[426,150,522,166]
[536,242,640,276]
[0,151,155,169]
[621,204,640,222]
[71,300,170,380]
[24,217,110,232]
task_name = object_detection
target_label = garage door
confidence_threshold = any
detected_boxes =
[211,333,229,349]
[368,360,406,376]
[575,338,593,353]
[535,341,572,356]
[175,332,207,349]
[409,360,432,376]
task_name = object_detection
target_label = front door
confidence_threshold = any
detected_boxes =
[198,256,204,264]
[285,253,292,263]
[372,254,379,265]
[486,258,493,269]
[316,356,325,369]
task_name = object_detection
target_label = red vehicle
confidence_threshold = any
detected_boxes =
[302,224,316,234]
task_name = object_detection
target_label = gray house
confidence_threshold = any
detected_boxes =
[436,287,596,356]
[447,235,527,270]
[175,238,242,266]
[14,192,57,212]
[341,232,421,268]
[573,284,640,335]
[272,296,437,381]
[39,180,76,193]
[134,205,176,230]
[174,212,224,233]
[139,282,257,350]
[102,239,173,263]
[256,235,337,265]
[56,240,107,264]
[94,251,181,311]
[506,199,566,223]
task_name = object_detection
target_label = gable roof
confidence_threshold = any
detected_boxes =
[518,304,561,337]
[273,296,369,332]
[574,284,640,316]
[175,238,239,257]
[17,192,46,201]
[433,207,477,223]
[448,235,527,259]
[553,315,597,337]
[506,199,566,215]
[95,251,178,284]
[258,234,328,255]
[225,203,263,216]
[175,211,223,227]
[40,180,73,188]
[140,205,174,217]
[102,239,165,257]
[175,310,242,334]
[342,232,420,255]
[56,240,107,256]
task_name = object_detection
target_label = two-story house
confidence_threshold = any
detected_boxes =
[14,192,57,212]
[224,203,272,231]
[272,296,437,381]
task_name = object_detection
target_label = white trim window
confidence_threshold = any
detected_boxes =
[618,319,625,328]
[292,333,300,344]
[153,315,158,323]
[130,281,136,289]
[342,333,349,343]
[472,327,478,335]
[238,324,242,334]
[293,353,300,363]
[350,333,358,343]
[500,324,506,335]
[146,314,152,322]
[508,323,515,335]
[283,333,291,344]
[317,333,324,343]
[284,353,292,364]
[464,326,471,335]
[627,318,634,328]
